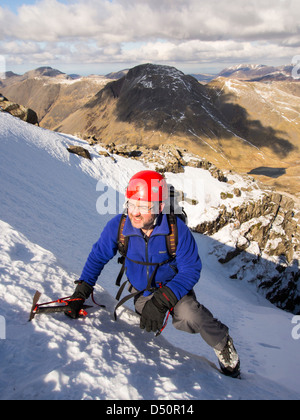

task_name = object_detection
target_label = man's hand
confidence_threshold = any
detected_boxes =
[140,286,178,333]
[65,281,93,319]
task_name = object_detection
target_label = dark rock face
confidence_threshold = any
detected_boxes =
[193,192,300,315]
[87,63,230,139]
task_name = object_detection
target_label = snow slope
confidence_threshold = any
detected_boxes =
[0,112,299,400]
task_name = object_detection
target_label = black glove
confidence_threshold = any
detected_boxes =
[65,281,93,319]
[140,286,178,333]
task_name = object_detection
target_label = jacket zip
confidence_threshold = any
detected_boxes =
[144,235,150,286]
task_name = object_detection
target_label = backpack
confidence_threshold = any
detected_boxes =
[114,185,187,320]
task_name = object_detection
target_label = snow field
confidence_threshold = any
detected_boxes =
[0,112,299,400]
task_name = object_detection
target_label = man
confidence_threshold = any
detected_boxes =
[66,170,240,378]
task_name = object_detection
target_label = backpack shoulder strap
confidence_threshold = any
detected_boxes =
[116,213,129,287]
[166,213,178,257]
[117,213,128,256]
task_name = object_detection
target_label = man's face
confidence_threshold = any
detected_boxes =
[127,200,160,230]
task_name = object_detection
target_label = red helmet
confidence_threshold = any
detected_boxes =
[126,170,168,202]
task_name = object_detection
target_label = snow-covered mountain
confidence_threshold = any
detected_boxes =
[217,64,295,81]
[0,112,300,400]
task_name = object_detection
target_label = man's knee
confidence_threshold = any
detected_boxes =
[172,292,205,333]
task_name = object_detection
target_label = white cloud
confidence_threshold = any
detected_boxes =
[0,0,299,72]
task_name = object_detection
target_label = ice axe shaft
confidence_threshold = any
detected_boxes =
[28,291,92,321]
[33,304,92,316]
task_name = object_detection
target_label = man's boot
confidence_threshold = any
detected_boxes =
[214,336,240,378]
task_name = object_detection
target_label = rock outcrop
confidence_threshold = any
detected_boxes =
[95,141,228,182]
[0,94,38,125]
[67,145,92,160]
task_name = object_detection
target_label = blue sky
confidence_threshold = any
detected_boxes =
[1,0,68,13]
[1,1,30,12]
[0,0,299,76]
[1,1,41,14]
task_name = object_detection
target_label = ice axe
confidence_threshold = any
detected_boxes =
[28,290,97,321]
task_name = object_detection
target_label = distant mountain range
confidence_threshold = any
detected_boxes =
[0,66,83,81]
[217,64,296,82]
[1,63,299,198]
[1,62,296,83]
[190,63,296,83]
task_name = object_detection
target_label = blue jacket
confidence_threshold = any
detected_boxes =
[80,213,202,300]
